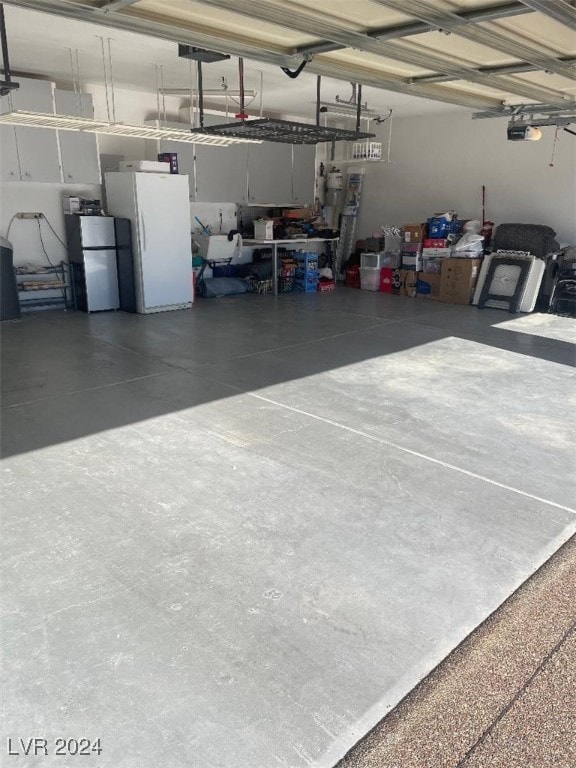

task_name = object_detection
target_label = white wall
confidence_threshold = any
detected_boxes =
[2,182,101,267]
[356,111,576,245]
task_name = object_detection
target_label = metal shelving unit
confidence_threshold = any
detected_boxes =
[15,262,72,311]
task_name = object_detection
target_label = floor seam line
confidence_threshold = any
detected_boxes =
[2,372,168,409]
[189,322,395,366]
[455,619,576,768]
[244,392,576,516]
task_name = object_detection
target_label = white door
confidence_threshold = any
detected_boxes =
[194,143,248,203]
[134,173,193,310]
[80,217,116,249]
[84,250,120,311]
[247,142,292,204]
[11,77,62,183]
[56,91,100,184]
[0,126,21,181]
[292,145,316,204]
[15,127,62,182]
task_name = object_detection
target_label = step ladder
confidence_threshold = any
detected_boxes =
[334,167,366,279]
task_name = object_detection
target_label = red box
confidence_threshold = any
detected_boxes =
[423,238,449,248]
[379,267,394,293]
[318,279,336,292]
[345,265,361,289]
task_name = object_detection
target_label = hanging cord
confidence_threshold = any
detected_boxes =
[549,126,560,167]
[356,83,362,133]
[5,214,17,241]
[280,58,309,79]
[316,75,321,127]
[374,108,393,124]
[37,218,57,269]
[42,215,68,250]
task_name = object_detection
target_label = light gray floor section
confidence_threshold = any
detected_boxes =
[1,290,575,768]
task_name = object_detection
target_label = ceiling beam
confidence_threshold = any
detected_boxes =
[370,0,576,81]
[297,1,532,55]
[1,0,505,110]
[414,55,576,84]
[187,0,575,106]
[517,0,576,30]
[98,0,141,11]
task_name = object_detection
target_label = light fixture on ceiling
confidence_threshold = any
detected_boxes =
[319,102,377,118]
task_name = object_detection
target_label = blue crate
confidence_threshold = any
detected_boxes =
[295,267,319,279]
[293,276,319,293]
[294,252,319,269]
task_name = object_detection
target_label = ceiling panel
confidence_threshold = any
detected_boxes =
[290,0,411,28]
[132,0,317,47]
[2,0,575,118]
[494,15,576,54]
[395,31,516,68]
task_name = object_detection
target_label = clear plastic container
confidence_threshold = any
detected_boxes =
[359,267,381,291]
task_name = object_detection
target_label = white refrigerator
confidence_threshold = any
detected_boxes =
[104,172,193,313]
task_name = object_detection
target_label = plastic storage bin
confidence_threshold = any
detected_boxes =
[361,252,396,269]
[360,267,381,291]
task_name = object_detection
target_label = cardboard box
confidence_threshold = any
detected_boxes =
[417,272,442,299]
[403,223,427,244]
[439,258,482,305]
[399,269,419,298]
[284,208,312,219]
[401,253,422,271]
[119,160,170,173]
[401,243,423,254]
[422,247,449,258]
[254,220,274,239]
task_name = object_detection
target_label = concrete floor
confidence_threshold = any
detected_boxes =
[1,289,575,768]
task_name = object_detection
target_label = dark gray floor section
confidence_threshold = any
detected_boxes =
[1,290,575,768]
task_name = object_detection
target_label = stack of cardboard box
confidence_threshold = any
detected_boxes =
[397,221,482,305]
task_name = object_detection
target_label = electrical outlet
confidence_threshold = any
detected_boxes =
[16,212,44,220]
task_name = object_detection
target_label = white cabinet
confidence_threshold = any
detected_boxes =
[143,118,316,205]
[15,127,62,182]
[55,90,100,184]
[292,144,316,205]
[0,77,62,182]
[0,126,20,182]
[247,142,293,204]
[194,143,248,203]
